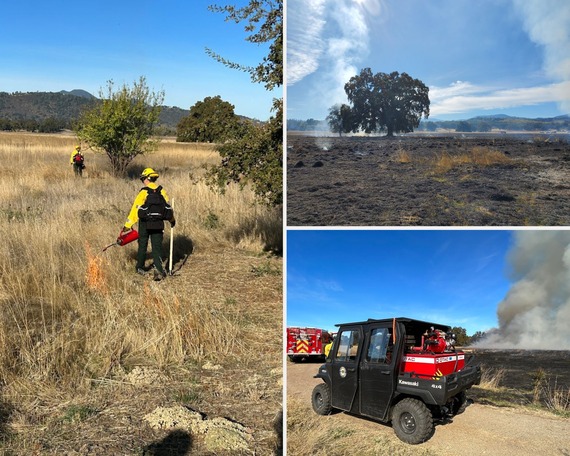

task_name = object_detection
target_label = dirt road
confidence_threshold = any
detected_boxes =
[287,362,570,456]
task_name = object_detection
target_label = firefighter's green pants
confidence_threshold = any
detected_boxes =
[136,221,165,275]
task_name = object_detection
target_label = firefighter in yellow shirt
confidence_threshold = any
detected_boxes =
[70,145,84,177]
[122,168,175,281]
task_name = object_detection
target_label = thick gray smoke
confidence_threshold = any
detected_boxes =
[477,231,570,350]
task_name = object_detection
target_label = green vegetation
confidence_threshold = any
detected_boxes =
[75,77,164,177]
[206,98,283,207]
[326,103,354,137]
[343,69,430,136]
[206,0,283,91]
[204,0,283,207]
[176,95,244,143]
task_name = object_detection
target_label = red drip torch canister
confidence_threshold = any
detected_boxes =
[117,229,139,246]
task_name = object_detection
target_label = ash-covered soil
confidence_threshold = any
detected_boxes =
[287,134,570,226]
[471,348,570,390]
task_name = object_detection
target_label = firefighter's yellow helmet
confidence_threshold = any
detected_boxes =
[75,145,81,151]
[140,167,159,180]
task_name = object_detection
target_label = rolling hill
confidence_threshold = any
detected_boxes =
[0,90,190,131]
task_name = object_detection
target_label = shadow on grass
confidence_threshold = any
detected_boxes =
[165,235,194,274]
[126,234,194,274]
[142,429,192,455]
[0,400,14,443]
[226,207,283,256]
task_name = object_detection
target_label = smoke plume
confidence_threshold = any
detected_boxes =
[512,0,570,113]
[287,0,382,111]
[477,231,570,350]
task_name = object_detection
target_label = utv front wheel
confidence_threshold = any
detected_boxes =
[391,398,434,444]
[311,383,332,415]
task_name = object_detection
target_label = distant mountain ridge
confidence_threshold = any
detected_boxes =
[59,89,97,99]
[0,90,190,130]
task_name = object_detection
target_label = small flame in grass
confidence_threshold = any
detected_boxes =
[85,242,107,293]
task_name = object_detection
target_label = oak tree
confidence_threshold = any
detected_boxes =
[345,68,430,137]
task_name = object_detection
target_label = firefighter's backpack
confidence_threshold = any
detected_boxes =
[138,186,173,230]
[73,153,84,167]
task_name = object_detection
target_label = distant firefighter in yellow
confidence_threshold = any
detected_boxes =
[70,145,85,177]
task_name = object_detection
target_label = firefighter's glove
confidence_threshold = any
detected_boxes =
[170,219,176,228]
[122,226,131,233]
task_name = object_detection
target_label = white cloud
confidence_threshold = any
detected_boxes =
[286,0,327,85]
[429,80,570,117]
[287,0,381,105]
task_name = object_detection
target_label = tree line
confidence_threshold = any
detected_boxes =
[0,117,69,133]
[420,116,570,133]
[450,327,487,346]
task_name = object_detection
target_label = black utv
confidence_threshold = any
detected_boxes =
[311,317,481,444]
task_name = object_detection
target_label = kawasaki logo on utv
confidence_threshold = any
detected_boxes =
[311,317,481,444]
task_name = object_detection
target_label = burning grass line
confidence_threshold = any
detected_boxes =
[85,242,108,294]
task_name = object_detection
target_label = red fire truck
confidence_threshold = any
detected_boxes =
[287,327,333,362]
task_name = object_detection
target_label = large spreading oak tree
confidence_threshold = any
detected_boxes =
[344,68,430,137]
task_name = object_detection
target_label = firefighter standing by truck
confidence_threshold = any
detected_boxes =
[122,167,175,281]
[70,145,85,177]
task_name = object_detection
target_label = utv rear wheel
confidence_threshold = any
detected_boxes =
[392,398,434,444]
[312,383,332,415]
[452,391,467,415]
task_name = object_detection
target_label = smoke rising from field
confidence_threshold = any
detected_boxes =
[512,0,570,113]
[287,0,382,108]
[477,231,570,350]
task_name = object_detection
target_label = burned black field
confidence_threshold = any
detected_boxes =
[468,349,570,413]
[471,349,570,390]
[287,134,570,226]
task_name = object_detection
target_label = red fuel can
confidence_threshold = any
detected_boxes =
[117,229,139,246]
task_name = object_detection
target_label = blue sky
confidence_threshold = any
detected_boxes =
[287,229,517,335]
[0,1,279,120]
[287,0,570,121]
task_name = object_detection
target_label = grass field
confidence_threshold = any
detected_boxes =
[0,131,283,454]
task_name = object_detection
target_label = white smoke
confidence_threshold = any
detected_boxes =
[287,0,383,108]
[477,231,570,350]
[511,0,570,113]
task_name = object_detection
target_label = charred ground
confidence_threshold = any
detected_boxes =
[287,134,570,226]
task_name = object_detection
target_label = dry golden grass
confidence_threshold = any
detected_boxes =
[478,367,506,390]
[431,146,512,174]
[544,381,570,413]
[395,148,412,163]
[473,366,569,417]
[287,398,437,456]
[392,145,512,175]
[0,131,282,454]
